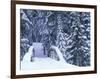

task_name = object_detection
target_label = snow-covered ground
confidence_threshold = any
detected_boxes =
[21,43,78,70]
[21,57,77,70]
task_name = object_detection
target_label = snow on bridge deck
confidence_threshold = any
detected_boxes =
[21,57,77,70]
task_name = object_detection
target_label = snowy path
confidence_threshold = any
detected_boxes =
[21,43,77,70]
[32,43,46,58]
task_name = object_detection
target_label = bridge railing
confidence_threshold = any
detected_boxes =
[48,46,66,63]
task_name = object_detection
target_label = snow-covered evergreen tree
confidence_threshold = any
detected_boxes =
[63,12,90,66]
[56,14,65,54]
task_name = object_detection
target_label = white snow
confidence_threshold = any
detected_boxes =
[21,57,77,70]
[21,43,78,70]
[82,36,87,39]
[21,38,29,42]
[80,25,84,28]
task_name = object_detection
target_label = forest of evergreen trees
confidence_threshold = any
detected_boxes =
[20,9,91,66]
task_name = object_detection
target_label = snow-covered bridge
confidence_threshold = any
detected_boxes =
[21,43,76,70]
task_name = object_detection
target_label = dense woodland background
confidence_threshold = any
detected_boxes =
[20,9,91,66]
